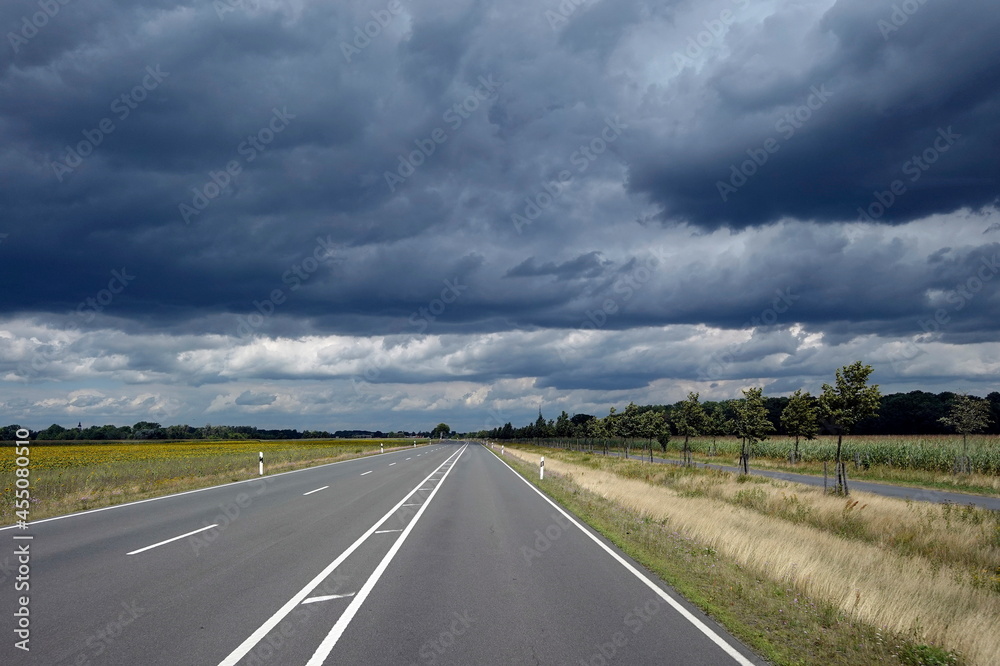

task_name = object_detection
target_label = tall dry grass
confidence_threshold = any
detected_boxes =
[504,447,1000,665]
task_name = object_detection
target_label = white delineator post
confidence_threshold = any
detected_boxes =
[259,452,263,476]
[380,443,384,454]
[540,456,544,480]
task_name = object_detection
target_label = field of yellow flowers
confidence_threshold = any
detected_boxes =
[1,439,426,523]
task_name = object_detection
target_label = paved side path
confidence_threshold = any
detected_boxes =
[596,449,1000,511]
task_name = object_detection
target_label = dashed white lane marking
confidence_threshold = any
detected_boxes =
[302,593,356,604]
[127,524,218,555]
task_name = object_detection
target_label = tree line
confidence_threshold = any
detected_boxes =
[474,362,995,494]
[475,382,1000,442]
[0,422,426,442]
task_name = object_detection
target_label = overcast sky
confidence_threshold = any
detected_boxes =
[2,0,999,433]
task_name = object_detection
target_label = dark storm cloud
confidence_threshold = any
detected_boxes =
[504,252,609,280]
[625,0,1000,229]
[2,0,999,431]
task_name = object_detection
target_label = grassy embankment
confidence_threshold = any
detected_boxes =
[495,443,1000,666]
[1,439,429,523]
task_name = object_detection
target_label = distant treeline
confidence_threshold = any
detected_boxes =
[1,422,426,442]
[473,390,1000,439]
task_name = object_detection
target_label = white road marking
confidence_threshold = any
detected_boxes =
[402,503,420,507]
[1,451,408,532]
[405,457,411,460]
[303,486,329,496]
[388,463,397,466]
[487,450,756,666]
[360,471,373,476]
[302,593,356,604]
[306,445,468,665]
[374,529,402,534]
[217,447,466,666]
[127,524,219,555]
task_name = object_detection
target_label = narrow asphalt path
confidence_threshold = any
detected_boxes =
[586,448,1000,511]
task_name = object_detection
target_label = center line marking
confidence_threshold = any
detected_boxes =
[127,524,218,555]
[303,486,329,496]
[217,447,465,666]
[388,462,397,466]
[405,457,411,460]
[302,593,356,604]
[305,445,467,665]
[360,471,373,476]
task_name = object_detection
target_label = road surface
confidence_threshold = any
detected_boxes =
[1,442,764,665]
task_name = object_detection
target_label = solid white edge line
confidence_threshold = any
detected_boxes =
[126,524,219,555]
[305,444,467,665]
[216,447,466,666]
[485,445,756,666]
[303,486,329,496]
[0,444,434,532]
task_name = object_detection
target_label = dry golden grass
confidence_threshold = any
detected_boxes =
[504,447,1000,666]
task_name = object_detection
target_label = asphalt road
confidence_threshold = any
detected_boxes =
[1,442,764,665]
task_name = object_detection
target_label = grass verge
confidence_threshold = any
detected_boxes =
[494,444,988,666]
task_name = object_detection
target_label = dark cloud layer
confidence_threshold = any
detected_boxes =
[1,0,998,429]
